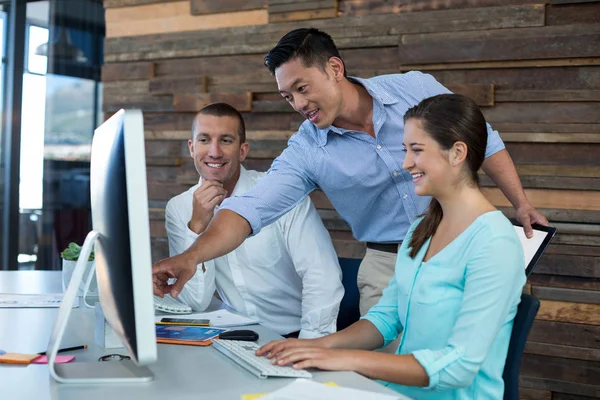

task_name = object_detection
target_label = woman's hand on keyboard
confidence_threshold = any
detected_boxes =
[271,346,359,372]
[256,337,327,360]
[152,253,197,298]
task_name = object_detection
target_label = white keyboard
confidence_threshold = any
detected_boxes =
[154,295,192,314]
[212,339,312,379]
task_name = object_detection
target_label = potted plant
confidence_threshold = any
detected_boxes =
[60,242,97,296]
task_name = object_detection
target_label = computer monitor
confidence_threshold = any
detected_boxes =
[47,109,157,383]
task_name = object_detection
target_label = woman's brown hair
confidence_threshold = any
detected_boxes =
[405,94,488,258]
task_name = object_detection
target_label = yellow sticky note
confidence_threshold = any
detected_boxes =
[241,382,338,399]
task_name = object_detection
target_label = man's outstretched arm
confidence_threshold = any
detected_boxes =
[153,210,251,298]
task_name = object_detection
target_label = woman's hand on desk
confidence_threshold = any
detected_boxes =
[152,253,197,298]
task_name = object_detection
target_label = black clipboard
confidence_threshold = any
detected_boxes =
[511,221,557,276]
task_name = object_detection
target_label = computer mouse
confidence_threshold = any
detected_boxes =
[218,329,259,342]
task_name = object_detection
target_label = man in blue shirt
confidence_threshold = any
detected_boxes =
[153,28,547,315]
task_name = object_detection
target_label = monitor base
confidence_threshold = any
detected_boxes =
[53,360,153,384]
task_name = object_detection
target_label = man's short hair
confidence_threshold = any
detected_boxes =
[193,102,246,143]
[264,28,347,77]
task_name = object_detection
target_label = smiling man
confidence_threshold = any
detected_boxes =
[164,102,343,338]
[153,28,547,317]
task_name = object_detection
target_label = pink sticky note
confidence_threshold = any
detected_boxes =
[32,355,75,364]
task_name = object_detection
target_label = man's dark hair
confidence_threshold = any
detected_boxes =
[193,102,246,143]
[264,28,346,77]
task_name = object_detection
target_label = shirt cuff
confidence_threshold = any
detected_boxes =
[298,329,328,339]
[412,348,462,390]
[220,197,263,236]
[360,314,398,347]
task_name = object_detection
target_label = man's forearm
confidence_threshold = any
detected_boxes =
[482,149,528,208]
[184,209,252,264]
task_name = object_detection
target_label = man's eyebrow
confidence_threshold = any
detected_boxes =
[279,78,303,93]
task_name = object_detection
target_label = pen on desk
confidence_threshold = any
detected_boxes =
[38,344,88,356]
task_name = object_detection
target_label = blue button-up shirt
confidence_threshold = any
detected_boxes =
[364,211,526,399]
[221,72,505,242]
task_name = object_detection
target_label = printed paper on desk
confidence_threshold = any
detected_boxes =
[0,293,79,308]
[260,379,408,400]
[155,309,259,328]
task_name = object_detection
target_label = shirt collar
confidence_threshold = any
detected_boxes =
[314,76,400,147]
[197,165,249,199]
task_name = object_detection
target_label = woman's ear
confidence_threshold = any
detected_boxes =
[451,141,468,166]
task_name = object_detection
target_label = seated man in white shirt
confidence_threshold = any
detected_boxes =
[165,102,344,338]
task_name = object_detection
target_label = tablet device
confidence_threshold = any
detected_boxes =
[511,221,557,276]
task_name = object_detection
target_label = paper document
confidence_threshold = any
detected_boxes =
[260,379,407,400]
[0,293,79,308]
[155,309,259,327]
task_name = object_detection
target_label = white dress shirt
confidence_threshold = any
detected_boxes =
[165,166,344,338]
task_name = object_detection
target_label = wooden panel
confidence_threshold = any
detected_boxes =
[504,143,600,166]
[104,5,544,61]
[191,0,265,15]
[532,286,600,304]
[553,392,600,400]
[398,25,600,64]
[499,207,600,224]
[529,320,600,349]
[147,182,191,202]
[500,133,600,144]
[268,0,336,14]
[106,2,268,38]
[520,376,600,398]
[104,0,180,7]
[520,354,600,387]
[546,2,600,25]
[482,103,600,124]
[481,175,600,191]
[338,0,546,16]
[149,76,208,95]
[537,300,600,325]
[144,112,303,131]
[529,274,600,291]
[103,94,174,113]
[151,237,168,262]
[101,62,154,82]
[482,188,600,211]
[534,254,600,279]
[444,83,494,106]
[492,123,600,134]
[496,90,600,102]
[526,342,600,363]
[331,231,365,259]
[399,58,600,72]
[269,8,337,22]
[173,93,252,113]
[518,387,551,400]
[550,0,600,4]
[430,66,600,91]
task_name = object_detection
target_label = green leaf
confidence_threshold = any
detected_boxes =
[60,242,95,261]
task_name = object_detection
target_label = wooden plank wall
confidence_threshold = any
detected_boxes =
[102,0,600,398]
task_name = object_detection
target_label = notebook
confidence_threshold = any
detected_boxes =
[155,325,227,346]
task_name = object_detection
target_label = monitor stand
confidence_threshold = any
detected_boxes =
[47,230,154,384]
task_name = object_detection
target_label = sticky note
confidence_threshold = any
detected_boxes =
[0,353,41,365]
[241,381,338,399]
[31,355,75,364]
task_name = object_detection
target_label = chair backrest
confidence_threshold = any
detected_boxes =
[503,293,540,400]
[336,257,361,331]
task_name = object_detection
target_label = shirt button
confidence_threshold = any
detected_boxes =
[392,171,399,177]
[403,194,408,199]
[376,144,382,150]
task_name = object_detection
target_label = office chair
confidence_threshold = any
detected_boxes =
[336,257,362,331]
[503,293,540,400]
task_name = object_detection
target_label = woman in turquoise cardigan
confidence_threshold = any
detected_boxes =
[257,94,526,399]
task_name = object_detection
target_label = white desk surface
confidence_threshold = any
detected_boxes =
[0,271,400,400]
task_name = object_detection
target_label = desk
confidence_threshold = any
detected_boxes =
[0,271,401,399]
